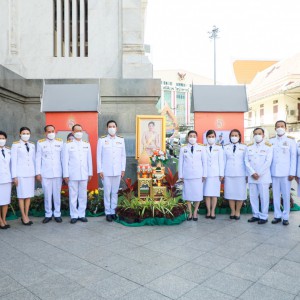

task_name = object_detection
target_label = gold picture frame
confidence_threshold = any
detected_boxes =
[136,115,166,159]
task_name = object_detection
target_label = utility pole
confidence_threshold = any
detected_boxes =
[208,25,219,85]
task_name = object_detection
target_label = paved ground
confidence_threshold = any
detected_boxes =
[0,211,300,300]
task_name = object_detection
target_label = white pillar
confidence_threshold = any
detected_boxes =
[72,0,77,57]
[79,0,85,57]
[64,0,69,57]
[56,0,62,57]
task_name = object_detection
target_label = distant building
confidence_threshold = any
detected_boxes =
[154,70,213,129]
[246,53,300,141]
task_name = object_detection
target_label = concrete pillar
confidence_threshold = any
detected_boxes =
[64,0,69,57]
[56,0,62,57]
[79,0,85,57]
[72,0,77,57]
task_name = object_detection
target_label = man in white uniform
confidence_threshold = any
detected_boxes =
[97,120,126,222]
[245,128,273,224]
[269,120,296,226]
[63,124,93,224]
[36,125,63,223]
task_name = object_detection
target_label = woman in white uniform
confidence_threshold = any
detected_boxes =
[204,130,224,219]
[0,131,13,229]
[178,130,207,221]
[224,129,247,220]
[11,127,36,225]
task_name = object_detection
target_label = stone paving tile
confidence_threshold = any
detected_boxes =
[251,243,291,258]
[194,252,234,271]
[179,285,235,300]
[202,272,253,298]
[258,270,300,295]
[118,287,170,300]
[271,259,300,277]
[284,244,300,263]
[170,262,217,284]
[168,245,205,261]
[239,282,295,300]
[85,274,140,299]
[119,246,161,264]
[0,276,23,297]
[222,261,269,282]
[0,289,40,300]
[188,238,219,252]
[145,253,186,272]
[236,252,281,269]
[145,273,198,299]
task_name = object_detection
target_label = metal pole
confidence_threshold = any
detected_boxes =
[208,26,219,85]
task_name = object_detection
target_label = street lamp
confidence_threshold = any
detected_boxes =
[208,25,220,85]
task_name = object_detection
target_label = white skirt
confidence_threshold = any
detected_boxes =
[0,183,12,205]
[17,177,35,198]
[224,176,247,201]
[204,176,221,197]
[183,178,203,202]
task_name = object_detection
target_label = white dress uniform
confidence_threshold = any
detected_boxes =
[178,143,207,202]
[0,146,13,205]
[224,143,247,200]
[11,140,35,198]
[36,138,63,218]
[63,139,93,219]
[297,141,300,197]
[269,134,297,220]
[204,143,224,197]
[97,135,126,215]
[245,141,273,220]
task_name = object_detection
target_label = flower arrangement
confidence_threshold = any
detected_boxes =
[150,149,168,166]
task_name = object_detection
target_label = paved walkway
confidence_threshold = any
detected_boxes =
[0,211,300,300]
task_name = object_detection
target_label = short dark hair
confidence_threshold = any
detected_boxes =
[0,131,7,139]
[253,127,264,134]
[20,127,31,134]
[44,124,55,132]
[67,133,74,140]
[187,130,198,137]
[148,121,155,126]
[275,120,286,128]
[229,129,242,143]
[72,124,82,131]
[107,120,117,127]
[206,129,216,137]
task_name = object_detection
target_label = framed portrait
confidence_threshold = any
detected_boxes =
[136,115,166,159]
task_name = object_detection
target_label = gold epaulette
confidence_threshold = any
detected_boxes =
[67,140,73,143]
[83,140,89,143]
[55,138,62,141]
[265,142,272,147]
[247,142,254,146]
[198,143,204,146]
[29,141,34,144]
[117,135,124,138]
[204,144,207,146]
[181,144,187,147]
[5,146,10,149]
[100,135,106,138]
[216,143,221,146]
[224,143,230,146]
[13,141,20,144]
[269,135,276,139]
[287,135,295,139]
[38,138,46,143]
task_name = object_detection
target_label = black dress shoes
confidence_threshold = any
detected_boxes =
[210,216,216,220]
[230,216,235,220]
[271,218,282,224]
[187,216,192,221]
[0,225,8,230]
[235,216,240,220]
[205,215,211,219]
[282,220,289,226]
[78,217,88,222]
[192,217,198,221]
[111,214,117,220]
[21,218,31,226]
[54,217,62,223]
[42,217,52,224]
[248,217,260,223]
[70,218,78,224]
[258,219,268,225]
[106,215,113,222]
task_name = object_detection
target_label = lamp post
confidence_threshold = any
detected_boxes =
[208,25,219,85]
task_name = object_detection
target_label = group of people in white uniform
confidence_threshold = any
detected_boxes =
[0,120,126,229]
[0,119,299,229]
[179,120,300,226]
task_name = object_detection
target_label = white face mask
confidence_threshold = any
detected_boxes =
[207,137,216,145]
[188,137,197,145]
[21,134,30,142]
[74,132,83,139]
[231,136,239,144]
[276,128,285,136]
[108,128,116,136]
[254,134,263,143]
[47,133,56,140]
[0,140,6,147]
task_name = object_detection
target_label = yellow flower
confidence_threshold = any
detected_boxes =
[90,191,94,195]
[95,189,99,195]
[61,191,65,194]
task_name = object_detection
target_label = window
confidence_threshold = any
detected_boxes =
[260,104,264,108]
[176,92,186,125]
[273,100,278,104]
[53,0,88,57]
[164,91,171,107]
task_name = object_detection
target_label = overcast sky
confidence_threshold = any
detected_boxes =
[144,0,300,84]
